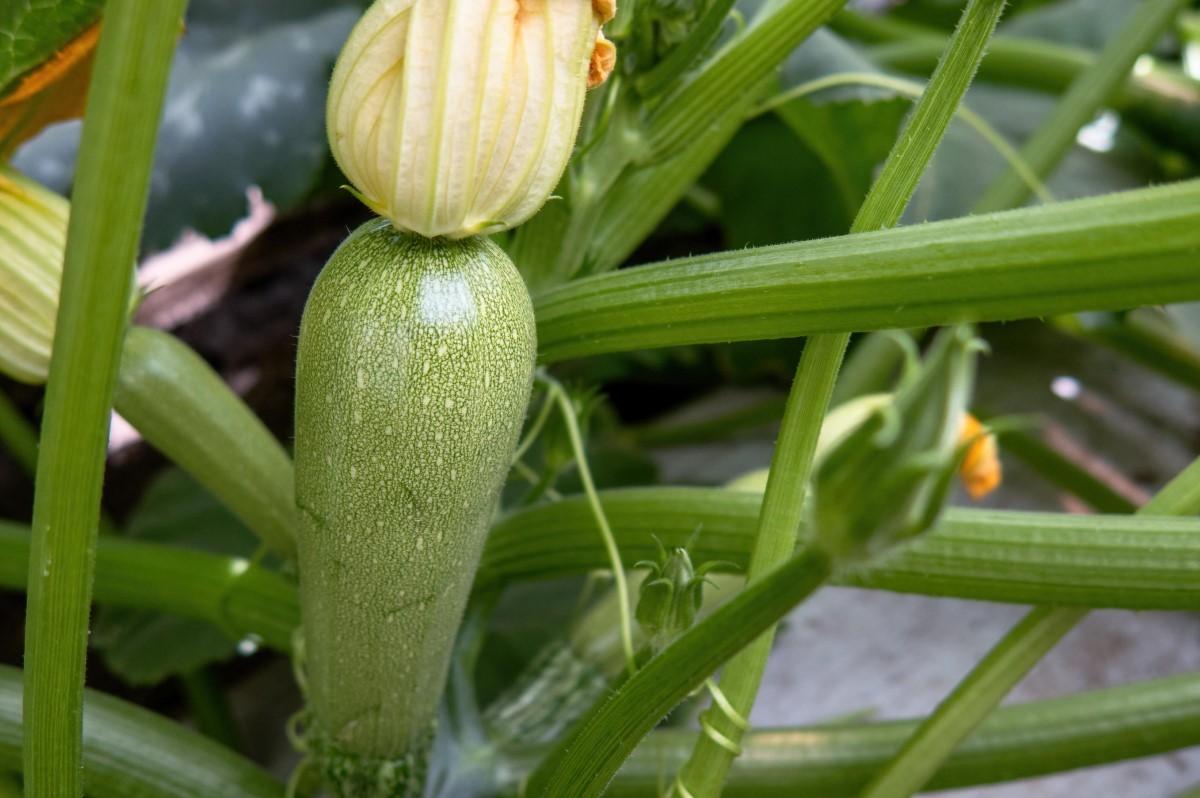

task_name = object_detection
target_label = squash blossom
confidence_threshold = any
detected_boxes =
[958,413,1002,499]
[326,0,617,239]
[0,166,68,384]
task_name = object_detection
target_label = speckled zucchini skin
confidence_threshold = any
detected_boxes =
[294,219,535,777]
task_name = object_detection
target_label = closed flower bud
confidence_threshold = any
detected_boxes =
[0,166,68,384]
[812,325,986,562]
[327,0,616,239]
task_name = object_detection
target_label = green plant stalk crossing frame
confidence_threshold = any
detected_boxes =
[482,489,1200,610]
[21,2,186,795]
[6,654,1200,798]
[528,4,1009,787]
[533,178,1200,362]
[972,0,1191,212]
[8,491,1200,650]
[2,522,297,650]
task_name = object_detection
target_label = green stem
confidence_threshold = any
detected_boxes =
[533,179,1200,363]
[972,0,1190,212]
[511,391,556,464]
[22,2,186,795]
[1,523,297,652]
[852,5,1200,787]
[849,0,1009,234]
[484,488,1200,610]
[0,390,36,475]
[0,664,282,797]
[113,326,296,559]
[672,0,1007,792]
[672,334,847,796]
[7,489,1200,654]
[857,453,1200,796]
[541,375,638,676]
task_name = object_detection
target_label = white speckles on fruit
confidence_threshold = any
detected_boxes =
[295,221,535,760]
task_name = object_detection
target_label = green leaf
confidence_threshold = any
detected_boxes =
[91,469,262,686]
[14,0,360,250]
[1001,0,1137,49]
[141,4,358,248]
[91,613,235,687]
[0,521,298,652]
[0,0,103,99]
[701,117,856,246]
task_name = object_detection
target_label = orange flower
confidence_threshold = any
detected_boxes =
[958,413,1002,499]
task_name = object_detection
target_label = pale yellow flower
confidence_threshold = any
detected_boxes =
[327,0,616,239]
[0,166,67,384]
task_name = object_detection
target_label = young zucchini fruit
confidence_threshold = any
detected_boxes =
[294,219,536,794]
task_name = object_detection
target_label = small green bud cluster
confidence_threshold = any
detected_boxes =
[635,536,725,657]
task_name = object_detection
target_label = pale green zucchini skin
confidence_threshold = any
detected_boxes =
[294,219,535,791]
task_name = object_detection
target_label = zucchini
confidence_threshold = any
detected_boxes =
[294,219,535,793]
